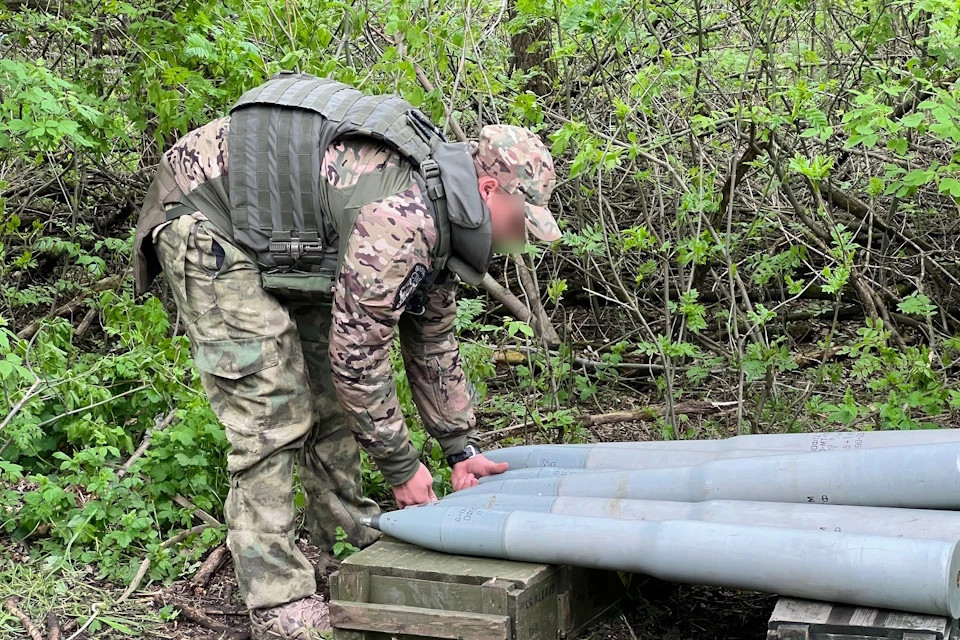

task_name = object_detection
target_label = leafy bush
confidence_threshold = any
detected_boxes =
[2,0,960,603]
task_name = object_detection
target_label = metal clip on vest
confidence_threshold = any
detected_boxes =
[269,231,325,269]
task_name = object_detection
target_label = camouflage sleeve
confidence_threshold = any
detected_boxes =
[398,280,476,459]
[329,184,436,486]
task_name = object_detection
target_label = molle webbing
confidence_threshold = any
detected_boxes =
[228,72,447,270]
[231,76,436,165]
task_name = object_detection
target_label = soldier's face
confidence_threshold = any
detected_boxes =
[480,177,527,252]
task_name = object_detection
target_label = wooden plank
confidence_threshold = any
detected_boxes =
[329,601,510,640]
[882,613,951,634]
[776,624,811,640]
[481,578,514,617]
[770,599,949,635]
[329,571,341,601]
[337,569,370,603]
[558,591,572,637]
[512,576,561,640]
[770,600,835,626]
[564,567,627,637]
[342,539,550,586]
[334,538,623,640]
[368,574,482,612]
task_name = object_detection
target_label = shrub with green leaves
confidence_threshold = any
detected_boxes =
[2,0,960,612]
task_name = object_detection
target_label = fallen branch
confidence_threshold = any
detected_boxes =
[491,347,715,374]
[478,400,738,443]
[0,378,44,435]
[173,494,222,528]
[118,524,212,604]
[167,598,250,639]
[5,597,44,640]
[64,604,102,640]
[202,608,248,616]
[16,271,127,340]
[480,273,543,335]
[190,544,230,593]
[46,611,60,640]
[117,409,176,479]
[820,182,960,290]
[792,345,844,368]
[75,307,99,338]
[580,400,739,427]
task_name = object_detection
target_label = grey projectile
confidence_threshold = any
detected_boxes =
[483,445,793,470]
[437,493,960,541]
[549,428,960,452]
[364,506,960,617]
[459,443,960,508]
[477,467,605,483]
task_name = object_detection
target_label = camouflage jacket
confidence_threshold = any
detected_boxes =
[135,117,477,486]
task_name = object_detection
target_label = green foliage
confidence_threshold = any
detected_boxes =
[333,526,360,559]
[805,319,955,431]
[897,292,937,317]
[1,286,228,584]
[4,0,960,613]
[0,59,120,152]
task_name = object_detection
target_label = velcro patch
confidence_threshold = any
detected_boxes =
[393,264,428,310]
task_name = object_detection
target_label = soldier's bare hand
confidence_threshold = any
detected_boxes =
[392,463,438,508]
[451,455,509,491]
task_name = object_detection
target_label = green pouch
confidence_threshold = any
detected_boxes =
[260,270,335,300]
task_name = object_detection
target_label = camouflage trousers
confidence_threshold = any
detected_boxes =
[154,213,381,610]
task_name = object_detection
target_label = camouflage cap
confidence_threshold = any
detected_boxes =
[475,124,561,242]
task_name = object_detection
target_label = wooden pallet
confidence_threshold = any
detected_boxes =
[329,538,626,640]
[768,598,958,640]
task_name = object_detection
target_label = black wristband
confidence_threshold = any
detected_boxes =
[446,444,481,466]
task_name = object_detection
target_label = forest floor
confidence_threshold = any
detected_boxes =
[0,535,775,640]
[1,415,781,640]
[0,286,873,640]
[136,556,776,640]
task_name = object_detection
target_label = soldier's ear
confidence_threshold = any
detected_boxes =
[477,176,499,203]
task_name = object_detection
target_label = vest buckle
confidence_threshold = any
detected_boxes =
[420,158,440,180]
[420,159,446,201]
[269,231,325,268]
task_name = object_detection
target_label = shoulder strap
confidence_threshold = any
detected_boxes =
[419,157,450,276]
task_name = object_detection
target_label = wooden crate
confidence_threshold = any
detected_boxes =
[328,538,626,640]
[767,598,959,640]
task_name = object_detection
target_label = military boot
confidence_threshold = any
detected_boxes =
[249,594,332,640]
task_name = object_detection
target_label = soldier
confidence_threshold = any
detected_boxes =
[133,73,561,640]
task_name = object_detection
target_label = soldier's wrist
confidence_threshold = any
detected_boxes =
[375,441,422,487]
[434,432,472,460]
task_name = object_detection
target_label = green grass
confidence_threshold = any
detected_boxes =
[0,554,165,639]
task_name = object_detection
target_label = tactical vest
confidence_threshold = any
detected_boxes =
[165,72,492,305]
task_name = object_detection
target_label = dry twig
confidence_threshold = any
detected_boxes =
[5,597,44,640]
[117,409,176,479]
[190,544,230,592]
[118,524,212,604]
